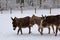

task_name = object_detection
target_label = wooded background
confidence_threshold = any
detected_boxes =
[0,0,60,10]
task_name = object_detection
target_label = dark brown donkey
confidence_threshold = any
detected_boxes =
[11,16,34,35]
[42,15,57,34]
[41,15,60,36]
[54,15,60,36]
[42,15,60,36]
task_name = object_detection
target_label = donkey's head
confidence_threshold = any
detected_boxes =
[11,17,18,30]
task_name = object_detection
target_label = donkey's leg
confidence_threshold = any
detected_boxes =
[39,19,43,35]
[17,29,20,35]
[38,26,40,32]
[29,26,31,34]
[48,27,50,34]
[39,23,43,35]
[39,25,43,35]
[55,26,58,36]
[52,25,55,33]
[40,28,43,35]
[21,28,23,35]
[38,25,43,35]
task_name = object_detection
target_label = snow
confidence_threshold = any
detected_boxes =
[0,9,60,40]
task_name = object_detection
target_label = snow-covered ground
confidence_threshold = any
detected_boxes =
[0,9,60,40]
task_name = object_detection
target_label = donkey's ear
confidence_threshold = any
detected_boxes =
[32,14,35,17]
[33,14,35,16]
[15,17,17,18]
[44,15,46,19]
[45,15,46,18]
[11,17,14,20]
[42,14,43,17]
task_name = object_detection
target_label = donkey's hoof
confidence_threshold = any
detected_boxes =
[55,34,57,36]
[40,32,43,35]
[21,33,23,35]
[29,32,31,34]
[48,32,50,34]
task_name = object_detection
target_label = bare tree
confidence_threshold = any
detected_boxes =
[0,0,3,14]
[16,0,24,13]
[20,0,24,4]
[53,0,56,7]
[0,0,1,9]
[20,6,23,13]
[20,0,24,13]
[50,8,52,14]
[6,0,8,10]
[16,0,24,6]
[10,7,12,14]
[28,0,34,7]
[53,0,56,4]
[39,0,42,8]
[16,0,20,3]
[35,7,36,13]
[43,0,46,2]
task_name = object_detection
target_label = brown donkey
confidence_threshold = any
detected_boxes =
[11,16,34,35]
[32,15,46,35]
[32,15,55,35]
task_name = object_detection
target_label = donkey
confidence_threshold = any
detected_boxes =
[32,15,55,35]
[42,15,60,36]
[42,15,57,34]
[11,16,34,35]
[32,15,46,35]
[54,15,60,36]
